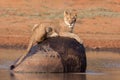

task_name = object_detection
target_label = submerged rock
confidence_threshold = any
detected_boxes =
[11,37,87,73]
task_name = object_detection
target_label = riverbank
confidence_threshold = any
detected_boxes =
[0,35,120,52]
[0,0,120,50]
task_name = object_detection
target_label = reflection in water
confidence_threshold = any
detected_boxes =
[10,73,86,80]
[0,49,120,80]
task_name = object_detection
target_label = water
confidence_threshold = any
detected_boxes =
[0,48,120,80]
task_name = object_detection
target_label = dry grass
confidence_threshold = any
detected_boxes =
[0,0,120,49]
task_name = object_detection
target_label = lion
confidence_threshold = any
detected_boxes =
[62,9,77,33]
[27,23,59,52]
[10,23,59,69]
[59,9,83,43]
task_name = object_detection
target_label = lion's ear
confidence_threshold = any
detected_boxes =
[45,27,52,33]
[32,24,39,31]
[73,9,77,17]
[64,10,69,16]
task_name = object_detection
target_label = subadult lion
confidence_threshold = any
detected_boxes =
[27,23,59,52]
[62,9,77,33]
[10,23,59,69]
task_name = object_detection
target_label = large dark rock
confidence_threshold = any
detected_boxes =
[11,37,87,73]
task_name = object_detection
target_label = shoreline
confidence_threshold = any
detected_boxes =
[0,45,120,53]
[0,35,120,53]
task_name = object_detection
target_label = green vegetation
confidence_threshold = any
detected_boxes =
[0,7,120,19]
[78,7,120,19]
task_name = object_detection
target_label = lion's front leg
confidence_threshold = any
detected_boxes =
[59,32,83,44]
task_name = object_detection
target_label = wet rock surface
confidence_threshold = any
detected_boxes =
[11,37,86,73]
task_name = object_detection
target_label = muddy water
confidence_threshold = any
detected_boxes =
[0,49,120,80]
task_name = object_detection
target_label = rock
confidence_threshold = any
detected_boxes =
[11,37,87,73]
